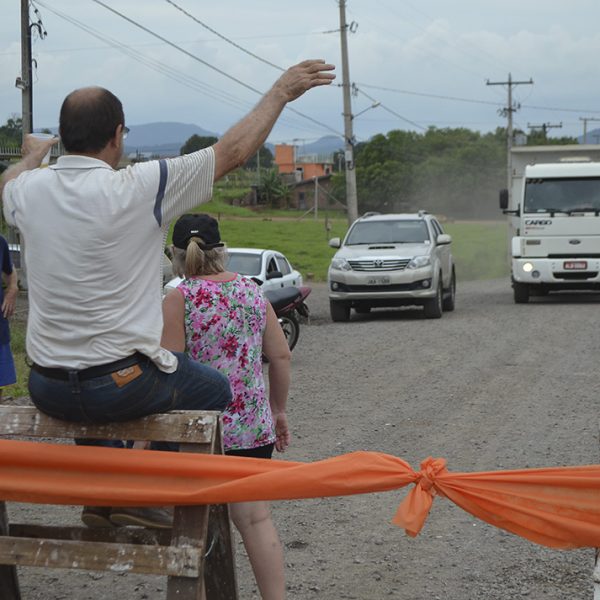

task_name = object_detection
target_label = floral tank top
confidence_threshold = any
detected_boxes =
[177,274,275,450]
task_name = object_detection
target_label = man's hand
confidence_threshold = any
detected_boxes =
[213,58,336,180]
[272,60,336,103]
[0,134,60,199]
[21,134,59,166]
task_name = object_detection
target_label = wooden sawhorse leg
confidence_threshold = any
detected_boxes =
[0,502,21,600]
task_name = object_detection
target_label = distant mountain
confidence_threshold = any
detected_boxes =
[125,122,219,156]
[296,135,344,157]
[578,128,600,144]
[38,122,345,159]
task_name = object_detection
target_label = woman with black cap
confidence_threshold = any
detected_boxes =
[162,213,291,600]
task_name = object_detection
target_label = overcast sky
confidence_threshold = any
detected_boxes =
[2,0,600,145]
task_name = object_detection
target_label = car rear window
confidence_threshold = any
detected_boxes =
[227,252,262,276]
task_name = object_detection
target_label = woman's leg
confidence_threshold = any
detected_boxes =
[230,501,285,600]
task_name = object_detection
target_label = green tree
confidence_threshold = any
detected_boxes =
[257,168,291,208]
[0,116,22,145]
[180,134,218,155]
[334,126,509,219]
[525,128,577,146]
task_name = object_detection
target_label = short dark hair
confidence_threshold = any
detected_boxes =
[59,87,125,153]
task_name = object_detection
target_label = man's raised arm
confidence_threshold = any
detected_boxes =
[213,59,335,181]
[0,135,58,199]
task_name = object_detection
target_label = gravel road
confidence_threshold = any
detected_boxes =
[8,277,600,599]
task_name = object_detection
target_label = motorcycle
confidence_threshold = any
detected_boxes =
[264,286,311,351]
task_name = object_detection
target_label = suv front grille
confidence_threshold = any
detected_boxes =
[348,259,410,271]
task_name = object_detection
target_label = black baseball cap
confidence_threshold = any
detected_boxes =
[172,213,224,250]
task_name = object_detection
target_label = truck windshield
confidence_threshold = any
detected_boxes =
[524,177,600,213]
[346,220,430,245]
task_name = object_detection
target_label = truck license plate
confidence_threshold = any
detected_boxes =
[367,276,391,285]
[564,260,587,270]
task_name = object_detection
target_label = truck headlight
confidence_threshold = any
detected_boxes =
[522,262,534,273]
[330,257,352,271]
[407,255,431,269]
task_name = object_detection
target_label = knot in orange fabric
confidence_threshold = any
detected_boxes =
[416,457,447,496]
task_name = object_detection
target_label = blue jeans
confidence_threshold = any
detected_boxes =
[28,352,231,448]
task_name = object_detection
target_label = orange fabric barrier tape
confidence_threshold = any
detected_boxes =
[1,440,600,549]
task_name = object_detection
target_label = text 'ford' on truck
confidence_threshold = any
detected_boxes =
[500,145,600,303]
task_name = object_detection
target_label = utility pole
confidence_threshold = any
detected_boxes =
[256,148,260,186]
[313,176,319,221]
[487,73,533,200]
[579,117,600,144]
[16,2,45,284]
[527,122,562,139]
[338,0,358,226]
[19,0,33,135]
[18,2,45,136]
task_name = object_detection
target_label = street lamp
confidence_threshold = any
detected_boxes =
[352,101,381,120]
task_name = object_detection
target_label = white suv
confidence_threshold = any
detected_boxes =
[327,212,456,321]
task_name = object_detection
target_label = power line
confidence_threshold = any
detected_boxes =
[522,103,600,115]
[35,2,333,138]
[165,0,284,72]
[357,83,505,107]
[35,2,255,113]
[0,31,339,56]
[356,82,600,115]
[37,4,331,138]
[379,0,511,75]
[345,3,486,81]
[90,0,343,138]
[354,86,426,131]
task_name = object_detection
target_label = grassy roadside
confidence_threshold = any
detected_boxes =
[4,217,510,399]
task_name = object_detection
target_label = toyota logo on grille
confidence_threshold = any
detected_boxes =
[374,260,383,268]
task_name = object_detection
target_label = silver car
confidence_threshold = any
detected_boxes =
[327,212,456,320]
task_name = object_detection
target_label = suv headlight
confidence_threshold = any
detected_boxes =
[330,257,352,271]
[407,255,431,269]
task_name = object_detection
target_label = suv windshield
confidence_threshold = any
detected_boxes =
[345,220,430,245]
[524,177,600,213]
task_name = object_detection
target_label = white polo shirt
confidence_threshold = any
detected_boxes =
[2,149,215,372]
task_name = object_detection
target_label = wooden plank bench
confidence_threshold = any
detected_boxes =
[0,405,238,600]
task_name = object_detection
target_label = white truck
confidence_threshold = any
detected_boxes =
[501,145,600,303]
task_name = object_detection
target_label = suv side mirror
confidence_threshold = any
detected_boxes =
[499,188,509,210]
[266,270,283,280]
[329,237,341,248]
[436,233,452,245]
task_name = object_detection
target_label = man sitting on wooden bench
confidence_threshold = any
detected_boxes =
[0,60,335,530]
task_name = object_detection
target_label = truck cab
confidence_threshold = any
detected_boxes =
[501,146,600,303]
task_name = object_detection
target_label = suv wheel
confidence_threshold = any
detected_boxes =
[442,268,456,312]
[330,300,350,322]
[423,279,443,319]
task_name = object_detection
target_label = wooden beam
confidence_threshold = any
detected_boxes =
[0,536,201,577]
[9,523,171,546]
[0,407,219,443]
